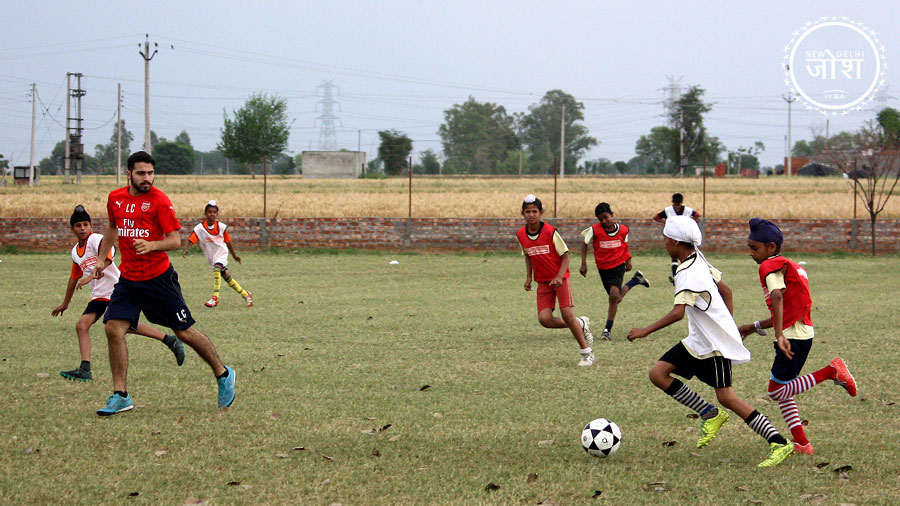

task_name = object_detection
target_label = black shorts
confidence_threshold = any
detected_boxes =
[770,339,813,383]
[82,299,110,322]
[597,263,626,294]
[659,341,733,389]
[104,265,195,331]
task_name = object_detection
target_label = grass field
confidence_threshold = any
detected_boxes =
[2,250,899,505]
[3,174,894,220]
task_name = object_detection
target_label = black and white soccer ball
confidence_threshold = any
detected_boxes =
[581,418,622,458]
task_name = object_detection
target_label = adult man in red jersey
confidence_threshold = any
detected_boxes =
[93,151,235,416]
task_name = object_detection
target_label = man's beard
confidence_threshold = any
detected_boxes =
[130,177,152,194]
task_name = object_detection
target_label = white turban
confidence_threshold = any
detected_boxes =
[664,215,702,247]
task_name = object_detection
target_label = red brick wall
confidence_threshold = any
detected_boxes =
[2,217,899,253]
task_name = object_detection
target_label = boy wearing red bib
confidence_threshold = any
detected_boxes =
[516,195,594,367]
[579,202,649,340]
[738,218,857,456]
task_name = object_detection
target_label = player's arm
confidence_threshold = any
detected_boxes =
[627,304,686,341]
[551,251,569,287]
[716,279,734,316]
[769,287,793,359]
[135,230,181,255]
[579,240,589,277]
[692,211,701,221]
[227,242,241,264]
[51,277,79,316]
[652,212,666,224]
[182,231,198,258]
[93,221,119,280]
[523,254,533,291]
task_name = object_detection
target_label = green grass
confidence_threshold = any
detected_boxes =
[1,250,899,504]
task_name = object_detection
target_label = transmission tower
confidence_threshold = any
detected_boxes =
[316,80,341,151]
[663,75,683,127]
[873,85,895,112]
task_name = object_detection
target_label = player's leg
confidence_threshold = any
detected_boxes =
[714,386,793,467]
[557,279,592,366]
[221,265,252,306]
[206,265,222,307]
[61,310,99,381]
[105,319,131,393]
[536,283,567,329]
[767,339,819,453]
[126,323,185,366]
[174,326,235,408]
[605,285,620,339]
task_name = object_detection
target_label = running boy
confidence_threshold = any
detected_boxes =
[516,194,594,367]
[627,216,793,468]
[737,218,857,456]
[51,205,184,381]
[579,202,650,340]
[182,200,253,308]
[653,193,700,284]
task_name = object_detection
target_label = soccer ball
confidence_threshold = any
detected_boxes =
[581,418,622,458]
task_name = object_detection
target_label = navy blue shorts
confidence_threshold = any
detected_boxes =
[660,341,733,389]
[82,299,110,322]
[104,265,195,332]
[597,263,626,294]
[770,339,813,383]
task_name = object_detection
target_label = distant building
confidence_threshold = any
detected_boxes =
[302,151,365,179]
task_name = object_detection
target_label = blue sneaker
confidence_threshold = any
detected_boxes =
[217,366,235,408]
[97,393,133,416]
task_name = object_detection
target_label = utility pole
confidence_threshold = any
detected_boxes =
[679,110,685,177]
[64,73,85,185]
[559,104,566,178]
[139,34,158,153]
[357,129,362,177]
[29,83,36,187]
[783,92,796,176]
[116,83,122,186]
[64,74,71,183]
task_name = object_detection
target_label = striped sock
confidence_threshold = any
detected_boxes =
[777,397,809,445]
[227,277,248,297]
[745,410,787,445]
[213,270,222,298]
[664,378,715,416]
[767,373,819,401]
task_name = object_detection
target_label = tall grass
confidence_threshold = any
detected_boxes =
[2,175,892,219]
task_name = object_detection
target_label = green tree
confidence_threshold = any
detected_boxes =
[627,155,653,174]
[39,140,67,174]
[635,126,679,172]
[614,161,628,174]
[153,141,194,174]
[271,153,296,175]
[417,149,440,174]
[174,130,192,148]
[218,92,290,178]
[877,107,900,148]
[438,96,518,174]
[671,86,722,172]
[520,90,597,174]
[728,141,765,172]
[378,130,413,175]
[92,121,135,172]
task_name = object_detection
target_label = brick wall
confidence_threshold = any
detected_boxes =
[2,217,899,253]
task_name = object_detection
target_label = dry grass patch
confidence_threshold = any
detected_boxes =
[2,175,893,219]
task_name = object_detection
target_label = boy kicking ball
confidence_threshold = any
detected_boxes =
[627,216,793,468]
[737,218,857,456]
[579,202,649,340]
[516,195,594,367]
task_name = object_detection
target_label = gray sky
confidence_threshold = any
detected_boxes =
[1,0,896,170]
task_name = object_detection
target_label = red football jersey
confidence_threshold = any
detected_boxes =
[106,186,181,281]
[758,255,813,329]
[516,222,569,283]
[590,222,631,270]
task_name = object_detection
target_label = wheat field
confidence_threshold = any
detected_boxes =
[1,174,893,219]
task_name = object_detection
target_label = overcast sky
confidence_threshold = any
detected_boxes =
[1,0,896,170]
